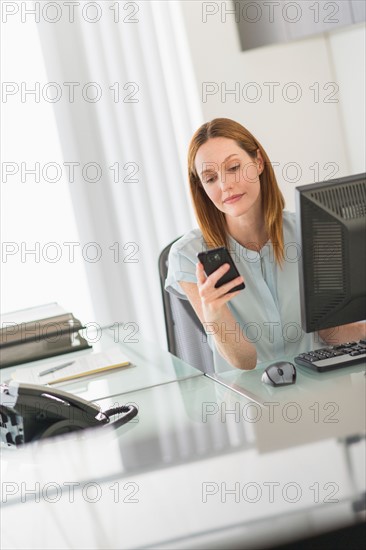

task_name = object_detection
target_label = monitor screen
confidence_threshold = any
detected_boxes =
[295,173,366,333]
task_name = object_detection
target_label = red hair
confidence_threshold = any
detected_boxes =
[188,118,285,265]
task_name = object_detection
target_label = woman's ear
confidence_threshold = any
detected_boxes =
[256,149,264,174]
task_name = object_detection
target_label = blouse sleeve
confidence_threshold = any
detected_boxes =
[164,232,202,300]
[164,230,237,373]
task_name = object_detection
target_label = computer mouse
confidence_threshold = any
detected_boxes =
[261,361,296,387]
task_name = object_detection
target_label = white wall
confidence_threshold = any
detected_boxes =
[179,1,365,212]
[327,23,366,173]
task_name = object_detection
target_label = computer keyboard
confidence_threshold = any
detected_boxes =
[294,340,366,372]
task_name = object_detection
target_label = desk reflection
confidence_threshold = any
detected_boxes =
[1,374,365,550]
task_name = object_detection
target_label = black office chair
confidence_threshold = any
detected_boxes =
[158,239,214,374]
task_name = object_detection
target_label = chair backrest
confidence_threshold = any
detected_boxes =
[158,239,214,374]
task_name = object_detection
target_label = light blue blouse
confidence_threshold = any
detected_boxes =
[165,210,319,372]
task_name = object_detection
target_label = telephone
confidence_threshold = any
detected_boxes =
[0,381,138,446]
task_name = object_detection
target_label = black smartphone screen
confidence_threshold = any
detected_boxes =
[197,247,245,293]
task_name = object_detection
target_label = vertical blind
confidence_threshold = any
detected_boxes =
[37,1,203,347]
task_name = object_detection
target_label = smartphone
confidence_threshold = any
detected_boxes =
[197,247,245,293]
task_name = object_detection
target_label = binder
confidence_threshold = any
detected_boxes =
[0,303,92,369]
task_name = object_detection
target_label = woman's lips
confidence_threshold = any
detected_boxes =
[223,193,244,204]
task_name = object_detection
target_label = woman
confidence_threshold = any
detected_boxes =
[165,118,364,372]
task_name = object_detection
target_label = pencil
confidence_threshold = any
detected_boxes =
[46,361,131,385]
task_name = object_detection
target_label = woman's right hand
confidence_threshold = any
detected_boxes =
[196,261,244,322]
[179,268,256,370]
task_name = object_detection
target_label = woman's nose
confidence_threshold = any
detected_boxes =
[219,170,234,190]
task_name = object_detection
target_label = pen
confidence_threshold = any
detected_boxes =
[38,361,74,377]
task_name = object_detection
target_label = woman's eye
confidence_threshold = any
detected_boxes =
[205,175,216,184]
[228,164,240,172]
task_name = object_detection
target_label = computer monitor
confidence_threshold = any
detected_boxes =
[295,173,366,333]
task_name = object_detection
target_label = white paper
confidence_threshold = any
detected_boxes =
[11,348,132,385]
[0,302,66,325]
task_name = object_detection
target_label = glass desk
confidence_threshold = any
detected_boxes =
[0,327,202,401]
[207,355,366,403]
[1,331,365,549]
[1,373,365,549]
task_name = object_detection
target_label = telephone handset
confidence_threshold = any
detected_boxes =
[0,381,138,446]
